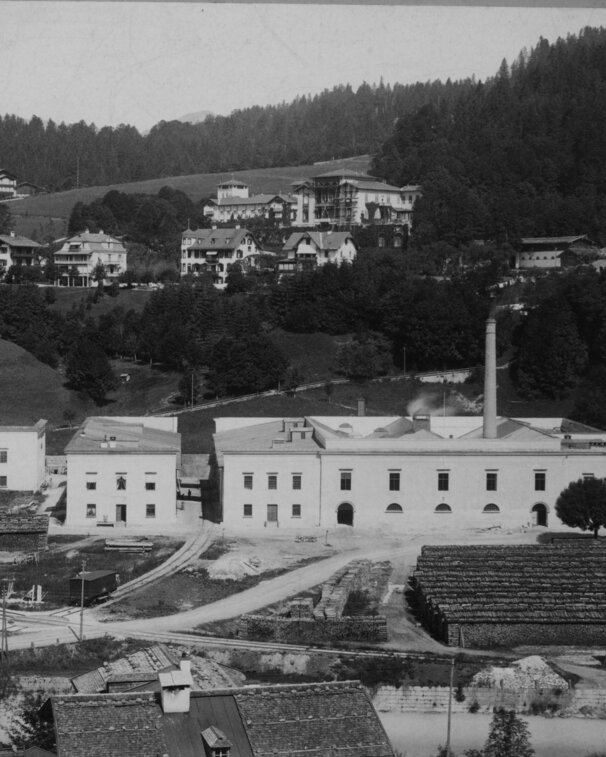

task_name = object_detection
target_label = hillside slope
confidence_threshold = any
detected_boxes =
[9,155,371,239]
[0,339,84,425]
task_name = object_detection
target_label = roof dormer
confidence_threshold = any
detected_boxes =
[201,725,232,757]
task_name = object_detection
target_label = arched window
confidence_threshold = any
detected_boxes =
[483,503,500,513]
[386,503,403,513]
[435,503,452,513]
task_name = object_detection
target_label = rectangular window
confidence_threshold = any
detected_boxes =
[292,474,302,490]
[0,450,7,464]
[486,472,498,491]
[340,471,352,491]
[267,504,278,522]
[583,473,596,481]
[146,504,156,518]
[0,476,6,488]
[534,471,546,491]
[243,504,253,517]
[86,504,96,518]
[389,471,400,491]
[86,481,96,490]
[268,474,277,490]
[145,482,156,491]
[292,504,301,518]
[438,472,449,491]
[243,474,253,490]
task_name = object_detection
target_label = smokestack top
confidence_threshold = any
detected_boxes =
[483,317,498,439]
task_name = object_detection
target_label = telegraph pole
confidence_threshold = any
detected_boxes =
[79,559,86,641]
[445,657,455,757]
[1,578,9,659]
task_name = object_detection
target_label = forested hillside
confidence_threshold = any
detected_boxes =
[374,27,606,244]
[0,81,468,192]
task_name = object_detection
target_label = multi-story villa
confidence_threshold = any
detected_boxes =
[180,227,260,288]
[0,232,41,274]
[203,180,295,224]
[53,230,126,286]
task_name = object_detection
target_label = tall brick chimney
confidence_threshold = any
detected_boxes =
[483,317,497,439]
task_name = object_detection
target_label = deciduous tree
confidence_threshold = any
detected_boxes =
[555,477,606,538]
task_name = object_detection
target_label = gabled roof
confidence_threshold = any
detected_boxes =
[63,231,124,246]
[520,235,590,245]
[65,417,181,455]
[314,169,380,180]
[341,179,403,193]
[0,168,17,180]
[51,681,394,757]
[0,234,41,248]
[283,231,354,252]
[184,227,254,251]
[71,645,177,694]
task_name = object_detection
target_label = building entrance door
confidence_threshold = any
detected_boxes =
[116,504,127,524]
[337,503,354,526]
[532,503,548,527]
[267,504,278,523]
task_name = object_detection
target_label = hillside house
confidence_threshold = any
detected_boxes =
[276,230,357,276]
[64,416,192,529]
[53,230,126,286]
[0,232,41,274]
[16,181,46,196]
[204,180,295,224]
[514,235,596,270]
[0,420,47,491]
[49,671,394,757]
[0,168,17,199]
[292,169,420,228]
[180,227,260,288]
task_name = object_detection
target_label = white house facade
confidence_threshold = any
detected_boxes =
[291,170,421,227]
[53,231,127,287]
[213,414,606,532]
[0,169,17,200]
[0,420,47,491]
[180,227,260,288]
[64,417,182,529]
[277,231,357,276]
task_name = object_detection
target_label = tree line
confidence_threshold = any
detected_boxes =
[0,80,470,192]
[374,27,606,245]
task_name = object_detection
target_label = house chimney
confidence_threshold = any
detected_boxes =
[483,317,497,439]
[159,662,193,713]
[412,414,431,433]
[357,397,366,417]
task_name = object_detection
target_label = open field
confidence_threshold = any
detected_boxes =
[8,155,371,238]
[1,535,183,609]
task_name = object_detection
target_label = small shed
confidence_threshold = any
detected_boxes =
[0,513,49,553]
[69,569,118,605]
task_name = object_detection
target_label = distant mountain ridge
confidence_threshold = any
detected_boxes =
[176,110,214,124]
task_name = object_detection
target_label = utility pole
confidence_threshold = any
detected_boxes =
[1,577,9,659]
[191,370,194,409]
[79,559,86,641]
[445,657,455,757]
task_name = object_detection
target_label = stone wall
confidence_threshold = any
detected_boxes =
[448,622,606,648]
[237,614,388,643]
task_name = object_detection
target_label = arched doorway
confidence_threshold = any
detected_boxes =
[532,503,548,527]
[337,502,354,526]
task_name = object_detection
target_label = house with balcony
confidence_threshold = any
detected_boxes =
[53,230,126,286]
[203,179,295,225]
[0,232,41,275]
[276,230,357,277]
[180,227,260,289]
[0,168,17,199]
[291,170,420,228]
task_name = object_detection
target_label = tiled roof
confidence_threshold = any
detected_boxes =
[0,234,41,248]
[65,417,181,455]
[51,681,394,757]
[341,179,402,193]
[184,228,252,251]
[520,235,589,245]
[71,645,177,694]
[283,231,354,252]
[212,194,289,207]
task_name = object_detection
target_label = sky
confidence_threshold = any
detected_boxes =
[1,3,606,132]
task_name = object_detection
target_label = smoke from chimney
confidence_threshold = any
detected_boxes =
[483,318,497,439]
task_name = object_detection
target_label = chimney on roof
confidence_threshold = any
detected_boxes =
[483,317,498,439]
[159,658,193,713]
[357,397,366,417]
[412,414,431,433]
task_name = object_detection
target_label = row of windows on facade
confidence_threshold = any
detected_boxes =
[85,477,155,491]
[85,504,156,518]
[243,471,555,492]
[241,502,507,518]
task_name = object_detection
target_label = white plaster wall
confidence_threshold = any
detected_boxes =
[65,452,177,528]
[220,447,606,531]
[0,426,45,491]
[222,453,321,528]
